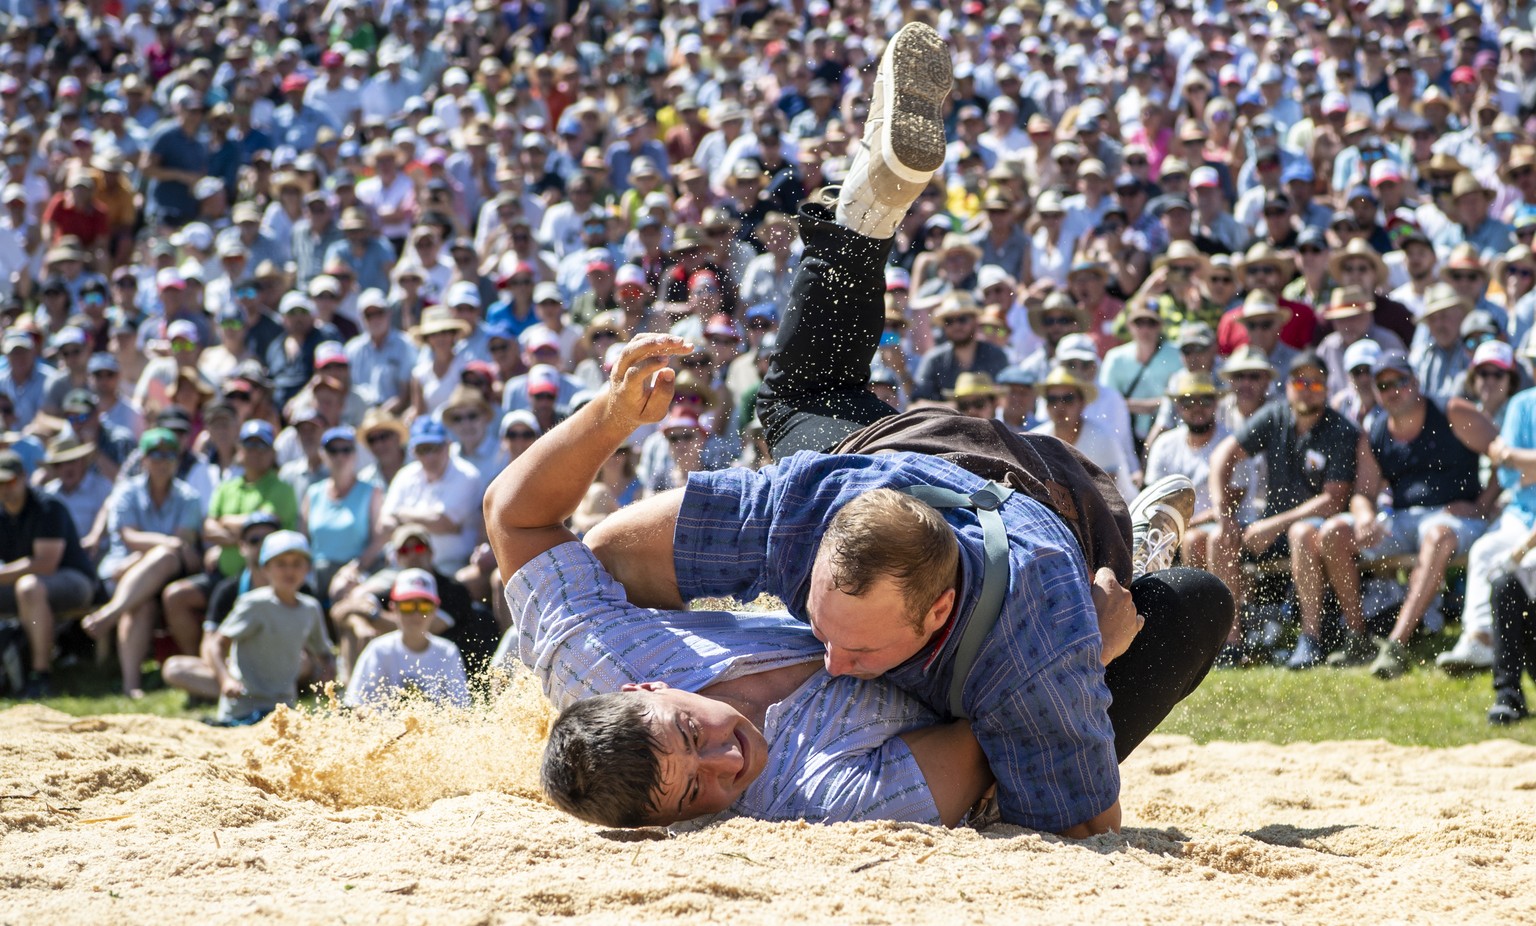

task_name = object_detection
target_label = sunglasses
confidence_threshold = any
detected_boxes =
[1045,392,1082,406]
[1289,376,1327,391]
[1131,317,1161,328]
[666,430,701,443]
[226,390,252,402]
[942,316,976,326]
[1228,370,1270,383]
[1475,366,1511,380]
[395,599,435,615]
[956,397,994,412]
[414,442,447,454]
[171,340,197,353]
[1508,267,1535,279]
[1209,275,1235,284]
[445,412,481,425]
[1176,395,1216,408]
[1040,314,1078,328]
[1448,271,1483,283]
[366,432,396,445]
[504,429,537,440]
[324,443,355,455]
[1374,375,1409,391]
[1244,319,1276,331]
[396,541,429,556]
[146,448,178,460]
[1125,157,1148,167]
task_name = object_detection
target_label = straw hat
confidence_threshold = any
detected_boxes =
[359,407,408,443]
[670,369,717,408]
[946,372,1003,400]
[1242,241,1293,275]
[1239,289,1291,325]
[1493,244,1536,281]
[1221,345,1276,377]
[442,383,493,420]
[1421,152,1466,177]
[977,306,1012,333]
[1501,146,1536,183]
[582,310,627,352]
[1323,285,1374,320]
[1419,282,1466,319]
[1166,370,1220,398]
[939,233,983,261]
[1443,242,1488,277]
[671,224,707,252]
[1450,170,1492,201]
[44,434,95,465]
[1155,240,1210,275]
[1027,291,1088,335]
[413,306,471,340]
[1328,238,1389,282]
[1042,365,1098,404]
[933,290,982,320]
[44,239,89,264]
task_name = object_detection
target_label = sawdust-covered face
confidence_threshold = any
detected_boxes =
[630,683,767,824]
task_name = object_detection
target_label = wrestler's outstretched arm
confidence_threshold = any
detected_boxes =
[486,335,692,577]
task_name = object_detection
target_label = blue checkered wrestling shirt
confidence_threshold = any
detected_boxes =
[674,451,1119,833]
[497,541,945,825]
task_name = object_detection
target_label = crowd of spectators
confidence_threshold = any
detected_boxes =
[5,0,1536,723]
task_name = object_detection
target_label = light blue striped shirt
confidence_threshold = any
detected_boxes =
[497,542,942,825]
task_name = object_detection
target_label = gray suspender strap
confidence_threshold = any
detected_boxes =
[899,480,1014,719]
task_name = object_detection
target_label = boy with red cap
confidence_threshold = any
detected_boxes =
[344,568,470,709]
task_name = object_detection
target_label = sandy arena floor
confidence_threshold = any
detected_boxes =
[4,683,1536,925]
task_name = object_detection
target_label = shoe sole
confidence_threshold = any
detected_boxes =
[877,23,951,182]
[1129,474,1196,535]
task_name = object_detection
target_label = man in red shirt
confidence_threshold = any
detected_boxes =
[41,171,109,254]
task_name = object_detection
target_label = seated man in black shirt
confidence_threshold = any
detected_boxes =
[1309,352,1497,678]
[1209,351,1360,667]
[0,449,101,698]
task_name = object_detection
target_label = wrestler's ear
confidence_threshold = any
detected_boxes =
[623,681,671,692]
[918,588,956,637]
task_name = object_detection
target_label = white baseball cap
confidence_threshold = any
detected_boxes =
[1473,339,1515,371]
[1055,333,1100,364]
[259,530,311,565]
[1343,338,1382,372]
[446,280,481,308]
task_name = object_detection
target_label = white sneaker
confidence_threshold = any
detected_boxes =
[836,22,951,239]
[1436,634,1495,672]
[1129,474,1196,578]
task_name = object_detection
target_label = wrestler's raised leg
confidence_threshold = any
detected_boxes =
[757,23,951,458]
